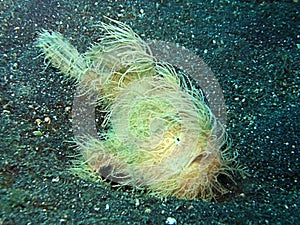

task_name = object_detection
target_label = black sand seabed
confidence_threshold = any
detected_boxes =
[0,0,299,224]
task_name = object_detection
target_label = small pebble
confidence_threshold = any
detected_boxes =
[165,217,177,225]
